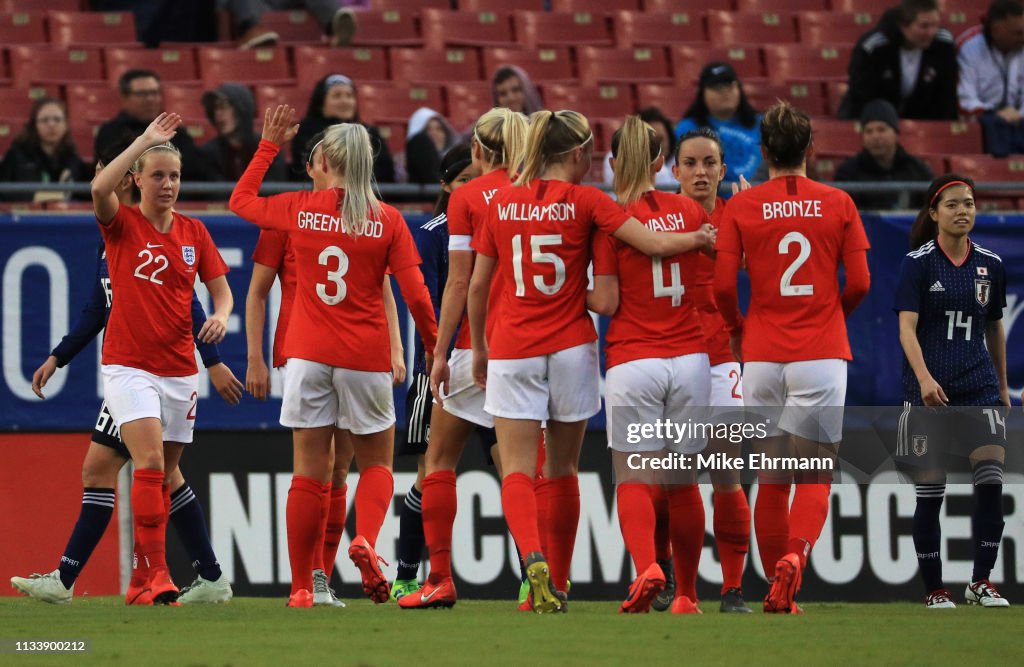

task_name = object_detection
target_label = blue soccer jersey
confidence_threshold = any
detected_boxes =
[411,213,449,375]
[894,239,1006,405]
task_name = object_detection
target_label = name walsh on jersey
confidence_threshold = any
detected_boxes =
[497,202,576,222]
[644,212,687,232]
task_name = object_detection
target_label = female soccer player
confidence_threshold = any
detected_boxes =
[467,109,715,613]
[230,105,437,608]
[91,113,233,606]
[895,175,1010,609]
[244,131,406,607]
[713,102,871,614]
[592,115,713,614]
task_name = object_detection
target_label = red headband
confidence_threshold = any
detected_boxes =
[929,180,972,207]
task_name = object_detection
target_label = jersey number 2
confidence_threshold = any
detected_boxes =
[317,246,350,305]
[778,231,813,297]
[134,249,169,285]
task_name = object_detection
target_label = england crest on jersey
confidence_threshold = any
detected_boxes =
[975,279,991,306]
[182,245,196,266]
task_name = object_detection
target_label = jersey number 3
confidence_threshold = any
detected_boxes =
[317,245,350,305]
[778,231,813,297]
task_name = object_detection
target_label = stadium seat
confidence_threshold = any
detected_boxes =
[65,83,124,123]
[670,45,765,84]
[577,47,671,86]
[482,46,575,83]
[0,87,53,119]
[9,46,104,87]
[391,48,482,84]
[944,9,980,34]
[258,10,322,43]
[825,80,848,116]
[162,82,206,122]
[374,0,449,11]
[357,83,445,124]
[943,0,986,24]
[104,47,198,84]
[830,0,894,12]
[459,0,545,10]
[797,11,876,47]
[899,121,983,156]
[47,11,138,47]
[643,0,734,11]
[69,122,96,161]
[0,12,47,44]
[613,10,707,48]
[743,80,826,116]
[810,154,841,181]
[514,11,614,48]
[293,46,389,89]
[4,0,80,11]
[920,154,947,176]
[736,0,826,10]
[349,11,422,47]
[445,81,493,130]
[810,118,862,155]
[707,11,798,45]
[588,117,623,152]
[0,118,16,155]
[542,83,634,120]
[375,120,406,160]
[551,0,640,12]
[762,45,851,84]
[635,84,690,119]
[253,84,300,115]
[197,47,293,88]
[421,9,516,49]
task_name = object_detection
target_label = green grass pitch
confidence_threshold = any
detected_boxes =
[0,597,1019,666]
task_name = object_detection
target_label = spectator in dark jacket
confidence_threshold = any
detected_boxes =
[200,83,287,182]
[839,0,958,120]
[835,99,934,210]
[405,107,457,185]
[0,97,89,202]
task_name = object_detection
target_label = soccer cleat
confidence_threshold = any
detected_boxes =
[720,587,752,613]
[965,580,1010,608]
[620,562,666,614]
[390,578,421,602]
[925,589,956,609]
[147,566,179,606]
[287,589,314,608]
[523,552,562,614]
[398,575,457,610]
[179,574,233,604]
[651,558,674,612]
[670,595,703,614]
[348,536,391,603]
[125,576,153,606]
[763,553,802,614]
[518,579,530,604]
[311,569,345,607]
[10,570,73,604]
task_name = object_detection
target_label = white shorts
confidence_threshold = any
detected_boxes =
[710,362,743,407]
[605,354,711,454]
[743,359,847,444]
[436,348,493,428]
[280,358,395,434]
[101,364,198,444]
[485,341,601,422]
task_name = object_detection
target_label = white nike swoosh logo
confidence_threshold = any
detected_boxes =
[147,242,163,248]
[421,588,441,602]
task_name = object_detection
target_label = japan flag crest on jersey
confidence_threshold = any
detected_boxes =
[182,245,196,266]
[975,279,991,307]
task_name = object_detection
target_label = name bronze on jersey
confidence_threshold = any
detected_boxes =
[762,199,823,221]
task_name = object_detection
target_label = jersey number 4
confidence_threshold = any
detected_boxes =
[512,234,565,296]
[317,245,350,305]
[134,249,169,285]
[651,256,685,306]
[778,231,813,297]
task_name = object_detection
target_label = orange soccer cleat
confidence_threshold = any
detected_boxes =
[670,595,703,614]
[619,563,667,614]
[147,566,179,606]
[287,589,314,608]
[764,553,803,614]
[348,536,391,603]
[398,575,457,610]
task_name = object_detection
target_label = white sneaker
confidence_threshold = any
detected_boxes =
[178,574,233,604]
[965,579,1010,608]
[313,569,346,607]
[11,569,73,604]
[925,588,956,609]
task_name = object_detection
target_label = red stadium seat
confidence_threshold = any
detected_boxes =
[253,84,301,115]
[670,45,765,84]
[825,80,848,116]
[258,10,322,43]
[482,46,575,83]
[162,82,206,122]
[588,116,623,152]
[514,11,613,48]
[197,47,293,87]
[374,0,448,10]
[104,47,198,84]
[0,12,47,44]
[421,9,515,49]
[9,46,104,87]
[736,0,826,10]
[459,0,545,10]
[65,83,123,123]
[830,0,894,12]
[445,81,493,131]
[920,154,947,176]
[613,10,707,48]
[0,118,18,155]
[578,47,671,86]
[542,83,634,119]
[69,123,97,161]
[349,11,422,47]
[47,11,138,47]
[293,46,389,89]
[0,87,55,119]
[810,154,842,181]
[4,0,80,10]
[797,11,876,47]
[707,11,798,45]
[635,84,691,119]
[643,0,734,11]
[358,83,445,124]
[810,118,862,155]
[948,155,1024,205]
[762,44,850,84]
[375,120,406,160]
[551,0,640,12]
[899,121,983,156]
[744,80,826,116]
[944,9,982,35]
[391,48,482,84]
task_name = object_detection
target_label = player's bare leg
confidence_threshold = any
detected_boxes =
[348,426,395,603]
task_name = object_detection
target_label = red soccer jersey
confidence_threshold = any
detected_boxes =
[692,198,733,366]
[99,205,229,376]
[592,191,709,369]
[252,229,296,369]
[715,176,870,362]
[473,179,631,359]
[446,168,511,350]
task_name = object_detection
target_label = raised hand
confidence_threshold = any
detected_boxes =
[262,105,299,146]
[142,112,182,147]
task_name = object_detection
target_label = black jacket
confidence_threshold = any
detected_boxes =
[834,144,934,210]
[0,140,90,201]
[839,9,958,120]
[292,116,396,184]
[199,83,288,182]
[94,111,211,182]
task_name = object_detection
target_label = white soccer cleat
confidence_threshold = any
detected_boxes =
[925,588,956,609]
[965,580,1010,608]
[10,569,73,604]
[178,574,233,604]
[312,569,346,608]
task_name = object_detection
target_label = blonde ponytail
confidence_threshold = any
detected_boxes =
[474,107,528,172]
[514,109,591,186]
[611,115,660,206]
[322,123,382,237]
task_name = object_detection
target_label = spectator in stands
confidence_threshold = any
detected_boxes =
[491,66,543,115]
[958,0,1024,156]
[220,1,361,49]
[200,83,288,182]
[94,70,209,182]
[0,98,89,203]
[405,107,457,185]
[834,99,934,210]
[292,73,395,183]
[840,0,958,121]
[602,107,678,189]
[674,62,762,190]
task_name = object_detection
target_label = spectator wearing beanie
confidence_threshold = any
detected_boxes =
[199,83,288,182]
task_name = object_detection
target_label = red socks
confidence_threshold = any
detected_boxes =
[616,483,657,573]
[422,470,457,580]
[668,485,704,601]
[754,482,791,575]
[651,484,671,562]
[287,475,326,595]
[354,465,393,548]
[787,483,831,570]
[545,475,579,592]
[322,484,347,578]
[713,489,750,593]
[132,469,168,573]
[501,473,541,557]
